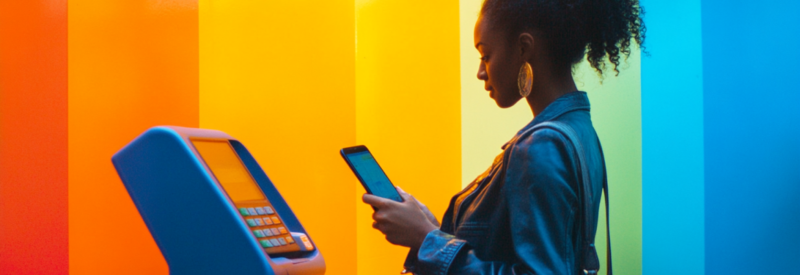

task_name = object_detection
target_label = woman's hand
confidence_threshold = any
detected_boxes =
[362,187,439,250]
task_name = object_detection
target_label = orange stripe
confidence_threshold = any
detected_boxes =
[199,0,357,274]
[0,0,68,274]
[67,0,199,274]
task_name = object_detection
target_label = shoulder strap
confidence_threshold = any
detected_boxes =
[520,122,611,275]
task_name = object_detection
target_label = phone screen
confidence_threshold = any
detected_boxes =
[344,150,403,202]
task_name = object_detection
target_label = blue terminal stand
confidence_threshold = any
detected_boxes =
[112,126,325,275]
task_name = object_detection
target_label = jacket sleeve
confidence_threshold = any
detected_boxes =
[406,128,579,275]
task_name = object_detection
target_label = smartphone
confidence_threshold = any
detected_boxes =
[340,145,404,202]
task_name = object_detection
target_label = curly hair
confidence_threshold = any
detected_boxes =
[481,0,646,76]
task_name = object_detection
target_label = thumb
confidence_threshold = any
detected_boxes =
[396,186,413,201]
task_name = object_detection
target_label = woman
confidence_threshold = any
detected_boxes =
[362,0,645,274]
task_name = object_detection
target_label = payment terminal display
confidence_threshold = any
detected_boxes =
[192,139,314,254]
[341,145,403,202]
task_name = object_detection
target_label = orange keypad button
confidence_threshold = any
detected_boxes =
[270,216,281,224]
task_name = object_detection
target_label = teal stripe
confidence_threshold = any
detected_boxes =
[641,0,705,274]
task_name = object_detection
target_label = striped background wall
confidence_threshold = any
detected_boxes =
[67,0,199,273]
[355,0,461,274]
[2,1,799,275]
[199,1,357,274]
[701,1,800,274]
[1,1,68,274]
[641,0,705,274]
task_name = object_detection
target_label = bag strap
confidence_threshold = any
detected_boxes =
[522,122,611,275]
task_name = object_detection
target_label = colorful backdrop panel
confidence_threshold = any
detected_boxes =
[575,50,642,275]
[68,0,199,273]
[356,0,461,274]
[702,1,800,274]
[199,0,357,274]
[0,0,68,274]
[641,0,706,274]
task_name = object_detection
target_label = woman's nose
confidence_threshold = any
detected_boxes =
[477,63,487,80]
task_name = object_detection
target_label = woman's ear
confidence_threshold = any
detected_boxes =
[518,32,535,59]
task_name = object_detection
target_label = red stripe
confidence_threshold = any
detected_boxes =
[0,0,69,274]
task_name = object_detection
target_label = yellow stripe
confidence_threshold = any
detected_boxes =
[356,0,461,274]
[459,0,533,188]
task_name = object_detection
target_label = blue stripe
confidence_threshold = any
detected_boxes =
[641,0,705,274]
[702,1,800,274]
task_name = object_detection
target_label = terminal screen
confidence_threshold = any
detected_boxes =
[192,139,266,202]
[192,138,311,254]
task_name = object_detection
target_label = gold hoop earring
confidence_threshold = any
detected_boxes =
[518,62,533,98]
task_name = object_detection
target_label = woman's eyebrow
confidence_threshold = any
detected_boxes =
[475,42,484,49]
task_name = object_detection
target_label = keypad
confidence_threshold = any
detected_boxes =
[236,202,306,254]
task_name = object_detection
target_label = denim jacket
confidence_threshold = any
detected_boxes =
[403,92,606,275]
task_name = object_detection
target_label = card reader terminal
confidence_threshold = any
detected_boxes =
[112,126,324,275]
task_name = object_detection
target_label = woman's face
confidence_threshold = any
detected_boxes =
[474,15,525,108]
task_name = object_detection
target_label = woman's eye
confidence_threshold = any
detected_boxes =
[480,56,489,62]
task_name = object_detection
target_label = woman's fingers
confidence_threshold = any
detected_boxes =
[364,187,439,248]
[395,186,440,226]
[393,186,440,226]
[362,193,390,209]
[396,186,413,201]
[415,199,427,209]
[396,186,423,210]
[372,211,387,222]
[365,193,398,234]
[396,187,427,211]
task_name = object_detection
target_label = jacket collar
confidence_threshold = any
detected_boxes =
[503,91,591,149]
